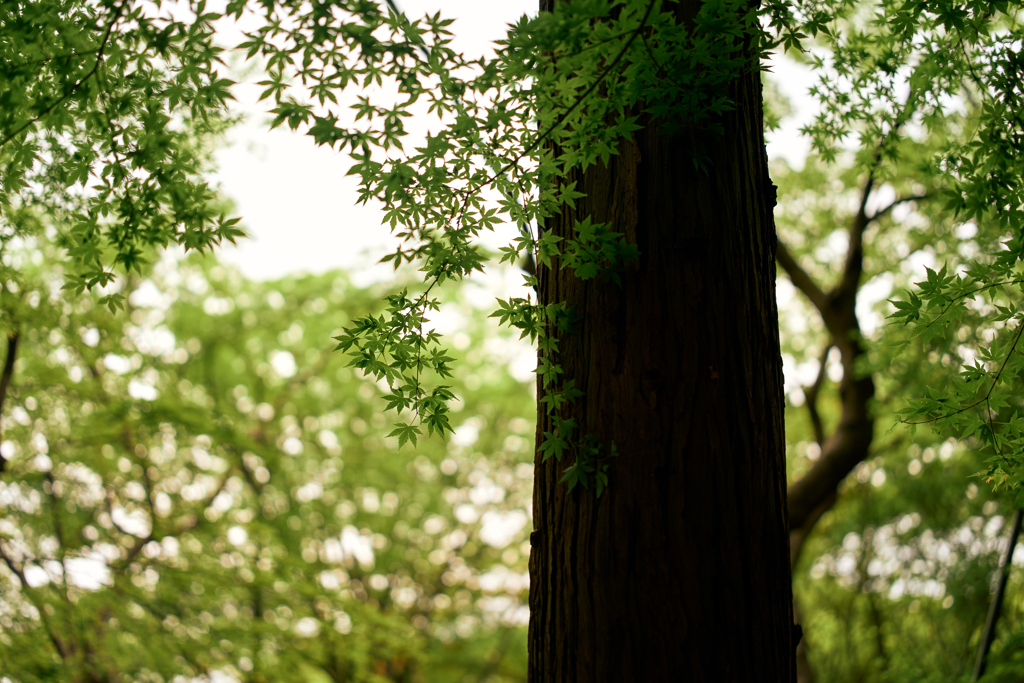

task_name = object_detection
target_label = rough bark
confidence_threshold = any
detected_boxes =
[527,1,794,679]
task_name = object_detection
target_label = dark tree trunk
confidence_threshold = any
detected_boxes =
[527,1,795,680]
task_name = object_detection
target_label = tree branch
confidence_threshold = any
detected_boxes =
[0,331,20,474]
[788,363,875,541]
[776,240,830,315]
[4,48,104,71]
[835,86,918,299]
[120,468,234,568]
[867,192,931,223]
[973,508,1024,680]
[779,232,873,555]
[0,539,70,659]
[789,490,837,570]
[902,317,1024,426]
[803,343,833,447]
[783,190,877,556]
[488,0,658,180]
[835,172,875,297]
[0,539,30,589]
[44,472,75,607]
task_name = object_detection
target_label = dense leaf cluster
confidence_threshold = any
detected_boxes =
[0,0,243,309]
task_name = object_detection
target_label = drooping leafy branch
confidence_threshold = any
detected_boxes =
[2,0,810,493]
[236,0,765,491]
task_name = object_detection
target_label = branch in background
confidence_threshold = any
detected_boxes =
[972,508,1024,681]
[0,540,30,591]
[868,193,931,223]
[860,527,890,673]
[788,377,875,537]
[803,343,833,447]
[0,539,70,659]
[776,241,830,315]
[122,424,162,536]
[120,468,235,568]
[789,490,838,570]
[782,145,890,556]
[835,173,875,297]
[836,88,918,298]
[781,193,876,563]
[0,331,20,474]
[109,583,210,675]
[44,472,75,608]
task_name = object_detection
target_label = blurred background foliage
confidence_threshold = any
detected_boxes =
[773,95,1024,679]
[9,155,1024,680]
[0,229,534,682]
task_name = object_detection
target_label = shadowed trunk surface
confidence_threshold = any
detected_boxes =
[528,1,795,680]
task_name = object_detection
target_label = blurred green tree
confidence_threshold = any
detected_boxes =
[0,241,535,682]
[767,0,1024,673]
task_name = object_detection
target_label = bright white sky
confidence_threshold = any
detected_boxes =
[208,1,817,282]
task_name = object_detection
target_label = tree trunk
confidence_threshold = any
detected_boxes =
[528,1,795,680]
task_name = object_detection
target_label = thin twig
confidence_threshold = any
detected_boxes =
[902,317,1024,425]
[2,48,103,70]
[973,508,1024,681]
[914,279,1024,333]
[420,0,659,292]
[983,396,1011,466]
[958,34,988,96]
[484,0,658,186]
[867,192,931,223]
